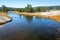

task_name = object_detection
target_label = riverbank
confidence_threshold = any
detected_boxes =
[0,12,12,25]
[14,11,60,22]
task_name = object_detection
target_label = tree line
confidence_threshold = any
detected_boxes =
[0,5,60,13]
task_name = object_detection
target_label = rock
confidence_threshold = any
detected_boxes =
[0,16,12,25]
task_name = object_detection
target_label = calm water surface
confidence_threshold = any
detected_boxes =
[0,12,60,40]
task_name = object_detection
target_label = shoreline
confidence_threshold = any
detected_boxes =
[0,12,12,25]
[14,11,60,23]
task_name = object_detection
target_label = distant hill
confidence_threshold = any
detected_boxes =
[48,6,60,10]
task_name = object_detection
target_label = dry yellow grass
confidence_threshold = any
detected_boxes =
[0,12,11,19]
[48,15,60,22]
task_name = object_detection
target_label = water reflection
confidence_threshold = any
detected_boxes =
[24,16,33,22]
[0,12,60,40]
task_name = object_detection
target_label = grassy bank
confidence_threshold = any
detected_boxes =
[13,11,42,17]
[14,11,60,23]
[0,12,12,25]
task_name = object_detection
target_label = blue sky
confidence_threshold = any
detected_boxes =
[0,0,60,8]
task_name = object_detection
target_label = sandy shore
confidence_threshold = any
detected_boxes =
[14,11,60,23]
[0,12,12,25]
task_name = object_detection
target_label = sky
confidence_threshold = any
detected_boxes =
[0,0,60,8]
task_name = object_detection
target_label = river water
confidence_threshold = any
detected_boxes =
[0,12,60,40]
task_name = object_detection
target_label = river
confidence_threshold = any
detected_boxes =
[0,12,60,40]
